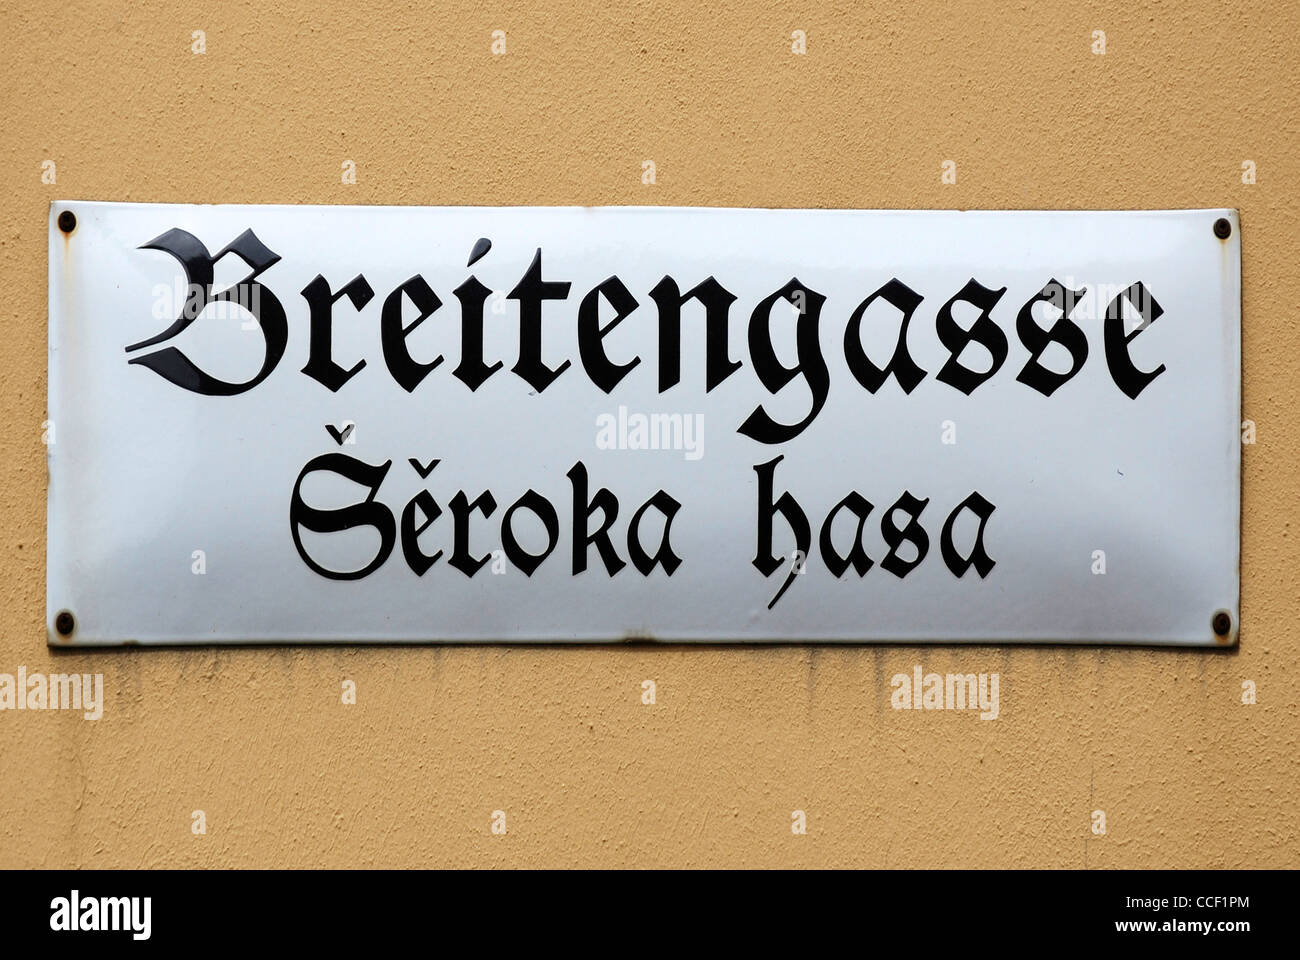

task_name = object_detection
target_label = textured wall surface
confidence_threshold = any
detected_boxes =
[1,0,1296,868]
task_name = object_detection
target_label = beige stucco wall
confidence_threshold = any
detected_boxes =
[1,0,1296,868]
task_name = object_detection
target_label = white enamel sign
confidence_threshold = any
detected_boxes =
[47,203,1240,645]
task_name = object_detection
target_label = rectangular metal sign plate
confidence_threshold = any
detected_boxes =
[48,203,1240,645]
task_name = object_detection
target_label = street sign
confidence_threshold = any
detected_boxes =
[47,204,1240,644]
